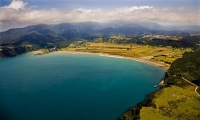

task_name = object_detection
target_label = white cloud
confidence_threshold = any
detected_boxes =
[0,0,199,31]
[3,0,28,10]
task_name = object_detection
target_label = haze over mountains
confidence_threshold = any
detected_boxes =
[0,22,199,45]
[1,0,199,32]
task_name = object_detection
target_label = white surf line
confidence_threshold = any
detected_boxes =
[105,55,170,70]
[182,77,200,96]
[52,51,169,69]
[100,54,166,67]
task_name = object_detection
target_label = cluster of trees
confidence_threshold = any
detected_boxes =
[0,45,31,57]
[130,36,199,49]
[0,40,70,58]
[99,35,199,50]
[165,51,200,88]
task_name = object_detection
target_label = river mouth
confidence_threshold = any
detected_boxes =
[0,53,165,120]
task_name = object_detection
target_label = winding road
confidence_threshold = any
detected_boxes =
[182,77,200,96]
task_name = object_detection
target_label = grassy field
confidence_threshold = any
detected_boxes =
[140,107,174,120]
[140,85,200,120]
[63,42,192,64]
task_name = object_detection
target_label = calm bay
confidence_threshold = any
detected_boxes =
[0,53,165,120]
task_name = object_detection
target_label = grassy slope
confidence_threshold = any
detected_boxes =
[140,107,174,120]
[140,85,200,120]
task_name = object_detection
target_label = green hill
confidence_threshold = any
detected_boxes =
[165,51,200,87]
[120,51,200,120]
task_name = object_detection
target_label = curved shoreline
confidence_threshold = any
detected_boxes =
[36,50,170,70]
[3,50,169,120]
[1,50,169,70]
[32,50,168,87]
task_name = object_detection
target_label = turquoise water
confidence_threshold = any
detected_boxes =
[0,53,165,120]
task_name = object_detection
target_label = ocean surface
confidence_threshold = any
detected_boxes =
[0,53,165,120]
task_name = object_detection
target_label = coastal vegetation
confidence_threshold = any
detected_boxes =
[0,22,200,120]
[120,51,200,120]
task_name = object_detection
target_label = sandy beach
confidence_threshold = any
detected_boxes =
[32,50,170,70]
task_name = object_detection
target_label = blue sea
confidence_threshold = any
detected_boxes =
[0,53,165,120]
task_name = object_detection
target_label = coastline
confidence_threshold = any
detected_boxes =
[5,49,170,120]
[32,50,170,70]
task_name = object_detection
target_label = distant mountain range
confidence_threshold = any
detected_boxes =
[0,22,199,45]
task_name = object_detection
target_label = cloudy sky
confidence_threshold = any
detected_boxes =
[0,0,199,31]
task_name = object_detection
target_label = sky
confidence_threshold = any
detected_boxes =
[0,0,199,31]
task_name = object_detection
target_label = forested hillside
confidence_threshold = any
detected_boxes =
[165,51,200,89]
